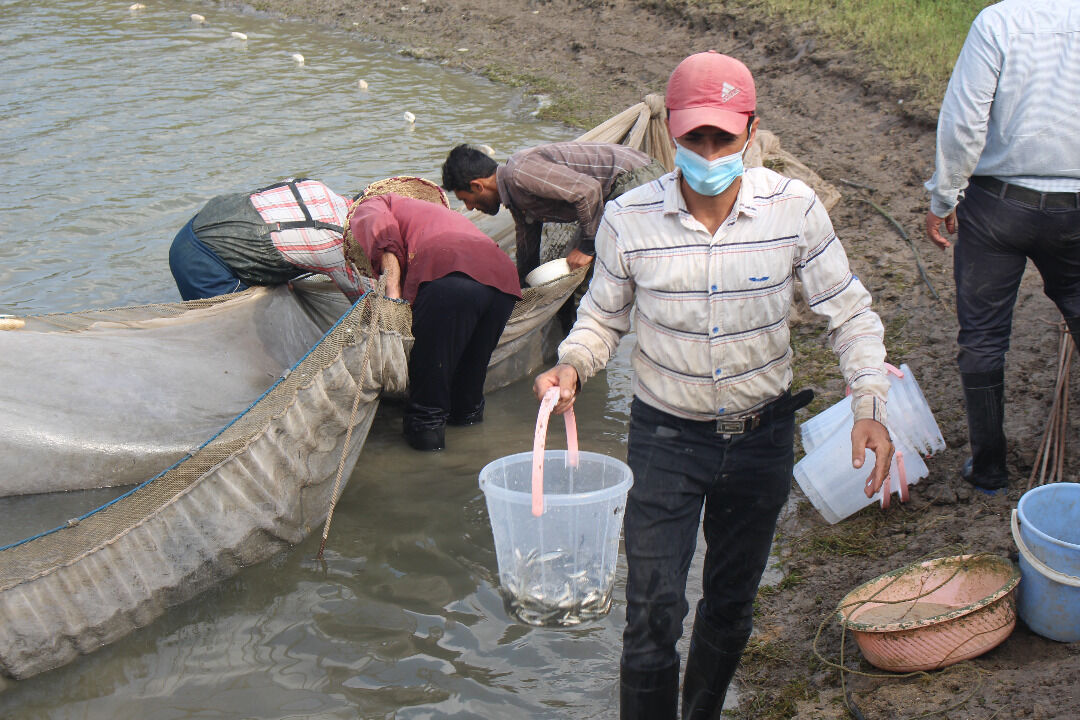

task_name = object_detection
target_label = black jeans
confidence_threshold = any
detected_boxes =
[955,180,1080,374]
[621,398,794,673]
[405,273,516,431]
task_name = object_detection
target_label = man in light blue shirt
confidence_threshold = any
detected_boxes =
[924,0,1080,492]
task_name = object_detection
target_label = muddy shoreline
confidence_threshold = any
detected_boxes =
[223,0,1080,716]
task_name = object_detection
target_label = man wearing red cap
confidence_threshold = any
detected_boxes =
[535,51,893,718]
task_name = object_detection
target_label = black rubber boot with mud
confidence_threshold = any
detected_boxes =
[681,609,745,719]
[620,663,679,720]
[960,369,1008,492]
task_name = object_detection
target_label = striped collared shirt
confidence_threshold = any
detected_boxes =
[250,180,364,301]
[496,142,653,274]
[925,0,1080,216]
[559,168,889,424]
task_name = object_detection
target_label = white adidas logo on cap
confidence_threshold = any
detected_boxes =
[721,81,741,104]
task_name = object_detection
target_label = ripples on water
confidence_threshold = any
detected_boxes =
[0,1,666,718]
[0,0,569,315]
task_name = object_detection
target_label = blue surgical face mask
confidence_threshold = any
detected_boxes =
[674,137,751,196]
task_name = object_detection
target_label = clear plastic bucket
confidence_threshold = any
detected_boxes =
[794,428,928,524]
[479,450,632,626]
[886,364,946,456]
[800,364,945,456]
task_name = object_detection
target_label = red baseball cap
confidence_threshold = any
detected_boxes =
[665,51,756,137]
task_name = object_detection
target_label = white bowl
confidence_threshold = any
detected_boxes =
[525,258,571,287]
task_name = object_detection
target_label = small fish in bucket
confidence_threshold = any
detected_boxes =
[478,387,633,626]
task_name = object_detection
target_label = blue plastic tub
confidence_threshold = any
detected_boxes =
[1011,482,1080,642]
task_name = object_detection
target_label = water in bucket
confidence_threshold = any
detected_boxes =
[479,449,633,626]
[479,387,633,627]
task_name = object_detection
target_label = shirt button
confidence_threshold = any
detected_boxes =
[711,284,718,291]
[712,326,719,334]
[715,369,722,375]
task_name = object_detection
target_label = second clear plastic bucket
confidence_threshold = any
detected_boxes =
[479,450,632,627]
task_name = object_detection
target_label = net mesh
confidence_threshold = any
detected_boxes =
[0,292,396,589]
[0,95,837,678]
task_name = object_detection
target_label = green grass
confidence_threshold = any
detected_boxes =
[749,0,995,106]
[671,0,994,112]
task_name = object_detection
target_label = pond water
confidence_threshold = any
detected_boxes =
[0,1,745,716]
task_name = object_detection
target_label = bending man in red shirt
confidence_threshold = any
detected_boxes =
[346,193,522,451]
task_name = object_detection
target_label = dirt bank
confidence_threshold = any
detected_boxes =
[227,0,1079,716]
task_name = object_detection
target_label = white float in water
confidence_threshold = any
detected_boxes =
[129,3,145,11]
[231,31,247,40]
[190,13,205,23]
[403,111,416,124]
[357,79,369,90]
[291,53,305,65]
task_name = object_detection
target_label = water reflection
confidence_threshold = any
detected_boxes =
[0,0,568,314]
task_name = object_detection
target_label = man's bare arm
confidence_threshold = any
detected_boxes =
[381,252,403,299]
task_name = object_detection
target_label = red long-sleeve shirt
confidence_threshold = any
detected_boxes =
[348,194,521,303]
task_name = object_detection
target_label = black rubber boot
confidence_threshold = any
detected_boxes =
[681,610,746,719]
[620,663,679,720]
[403,403,446,451]
[960,369,1008,492]
[403,425,445,451]
[448,400,484,427]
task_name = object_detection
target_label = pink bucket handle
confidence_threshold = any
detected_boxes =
[532,387,580,517]
[877,447,909,510]
[845,362,904,396]
[895,450,909,503]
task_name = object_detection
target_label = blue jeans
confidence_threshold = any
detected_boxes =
[168,217,249,300]
[955,181,1080,374]
[621,397,794,673]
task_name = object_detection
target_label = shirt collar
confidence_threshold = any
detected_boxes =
[663,168,761,222]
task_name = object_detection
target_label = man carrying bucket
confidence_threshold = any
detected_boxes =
[923,0,1080,493]
[534,51,893,719]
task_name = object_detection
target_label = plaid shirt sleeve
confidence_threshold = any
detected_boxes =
[512,155,605,247]
[557,212,634,384]
[797,193,889,425]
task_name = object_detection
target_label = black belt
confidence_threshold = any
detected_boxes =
[970,176,1080,210]
[712,388,815,435]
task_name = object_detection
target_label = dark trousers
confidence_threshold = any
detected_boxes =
[405,273,515,431]
[955,180,1080,374]
[621,398,794,675]
[168,217,249,300]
